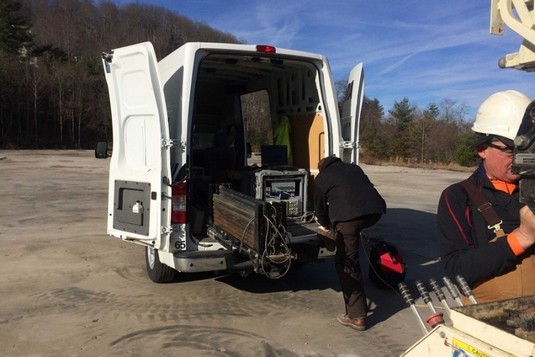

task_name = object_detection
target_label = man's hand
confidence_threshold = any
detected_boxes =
[319,225,331,232]
[514,205,535,249]
[317,226,335,252]
[317,226,332,239]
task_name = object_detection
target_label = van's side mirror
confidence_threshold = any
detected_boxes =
[246,143,252,158]
[95,141,108,159]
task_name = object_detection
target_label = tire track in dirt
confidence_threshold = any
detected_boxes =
[20,284,323,356]
[31,282,315,323]
[108,325,300,356]
[26,258,324,324]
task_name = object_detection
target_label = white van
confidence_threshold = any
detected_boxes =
[101,41,364,282]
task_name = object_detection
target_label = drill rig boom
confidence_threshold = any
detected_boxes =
[491,0,535,71]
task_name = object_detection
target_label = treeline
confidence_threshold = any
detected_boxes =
[355,96,476,166]
[0,0,476,166]
[0,0,239,149]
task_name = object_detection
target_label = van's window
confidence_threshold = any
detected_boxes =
[241,89,272,156]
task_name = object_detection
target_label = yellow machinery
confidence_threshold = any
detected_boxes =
[402,295,535,356]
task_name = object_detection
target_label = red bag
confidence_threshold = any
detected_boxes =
[368,240,406,289]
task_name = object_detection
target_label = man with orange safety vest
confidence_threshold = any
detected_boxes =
[438,90,535,303]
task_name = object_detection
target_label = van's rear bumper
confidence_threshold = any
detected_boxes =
[170,235,333,273]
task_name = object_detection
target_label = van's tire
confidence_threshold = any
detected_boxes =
[145,246,176,283]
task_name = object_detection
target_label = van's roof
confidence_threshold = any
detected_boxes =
[182,42,325,61]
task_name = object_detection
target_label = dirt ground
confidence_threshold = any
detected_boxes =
[0,150,469,357]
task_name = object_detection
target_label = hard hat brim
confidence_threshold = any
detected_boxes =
[474,133,514,148]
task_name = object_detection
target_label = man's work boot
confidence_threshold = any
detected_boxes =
[336,314,366,331]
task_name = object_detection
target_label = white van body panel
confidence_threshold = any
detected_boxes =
[104,42,171,249]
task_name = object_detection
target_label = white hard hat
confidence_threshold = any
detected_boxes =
[472,90,532,145]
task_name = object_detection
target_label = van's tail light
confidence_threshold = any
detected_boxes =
[171,182,187,224]
[256,45,276,53]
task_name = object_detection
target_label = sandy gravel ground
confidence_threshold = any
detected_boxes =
[0,150,469,357]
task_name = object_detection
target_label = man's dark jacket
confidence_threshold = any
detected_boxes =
[313,157,386,228]
[437,164,524,286]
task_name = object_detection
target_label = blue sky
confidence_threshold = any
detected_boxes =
[111,0,534,119]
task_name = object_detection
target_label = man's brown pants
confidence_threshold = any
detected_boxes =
[334,214,382,319]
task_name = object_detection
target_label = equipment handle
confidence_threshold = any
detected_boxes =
[429,278,445,301]
[443,276,464,306]
[443,277,459,299]
[416,280,431,304]
[456,275,477,304]
[455,275,471,296]
[398,282,414,306]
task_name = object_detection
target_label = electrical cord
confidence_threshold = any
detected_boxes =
[360,234,404,300]
[360,234,445,312]
[232,202,292,279]
[259,206,292,279]
[287,211,316,224]
[309,213,406,296]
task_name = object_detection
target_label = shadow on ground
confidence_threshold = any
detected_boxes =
[171,207,446,328]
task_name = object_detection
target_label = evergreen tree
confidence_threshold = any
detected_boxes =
[360,97,385,159]
[418,103,439,163]
[387,98,417,160]
[455,129,478,167]
[0,0,32,55]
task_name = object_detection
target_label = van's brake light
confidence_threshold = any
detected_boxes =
[256,45,276,54]
[171,182,187,224]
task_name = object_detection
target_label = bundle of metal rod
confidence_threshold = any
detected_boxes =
[443,276,463,306]
[416,280,444,328]
[212,186,261,252]
[429,278,451,315]
[398,282,428,335]
[455,275,477,304]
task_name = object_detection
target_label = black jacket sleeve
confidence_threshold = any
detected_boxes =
[437,182,518,286]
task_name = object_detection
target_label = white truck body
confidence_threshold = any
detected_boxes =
[102,41,363,282]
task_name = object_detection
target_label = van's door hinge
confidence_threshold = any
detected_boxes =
[162,139,185,149]
[340,141,358,149]
[161,226,173,235]
[102,52,113,63]
[102,52,113,73]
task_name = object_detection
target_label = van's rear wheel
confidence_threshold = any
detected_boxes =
[145,246,176,283]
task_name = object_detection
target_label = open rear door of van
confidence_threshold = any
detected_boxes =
[102,42,171,248]
[340,63,364,165]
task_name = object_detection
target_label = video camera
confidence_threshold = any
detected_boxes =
[512,101,535,210]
